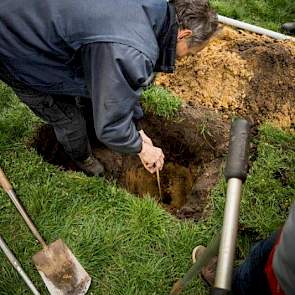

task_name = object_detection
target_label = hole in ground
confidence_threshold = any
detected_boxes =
[119,160,197,208]
[30,107,229,220]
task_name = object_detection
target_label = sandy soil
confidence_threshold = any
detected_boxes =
[156,26,295,130]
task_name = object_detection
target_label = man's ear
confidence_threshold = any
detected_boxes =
[177,29,193,40]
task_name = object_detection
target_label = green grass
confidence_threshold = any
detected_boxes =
[0,3,295,293]
[0,84,206,295]
[210,125,295,235]
[142,86,182,119]
[0,79,294,295]
[210,0,295,31]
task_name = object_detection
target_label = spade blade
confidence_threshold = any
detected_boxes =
[32,239,91,295]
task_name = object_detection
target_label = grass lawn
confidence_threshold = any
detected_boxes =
[1,2,295,294]
[1,86,294,295]
[211,0,295,31]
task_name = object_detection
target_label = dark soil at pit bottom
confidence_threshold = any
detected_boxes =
[31,106,229,220]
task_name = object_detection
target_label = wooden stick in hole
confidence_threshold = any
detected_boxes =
[156,169,162,201]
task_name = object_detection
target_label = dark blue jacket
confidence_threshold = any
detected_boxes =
[0,0,177,153]
[0,0,168,95]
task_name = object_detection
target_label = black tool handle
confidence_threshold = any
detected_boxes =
[224,119,250,182]
[210,287,230,295]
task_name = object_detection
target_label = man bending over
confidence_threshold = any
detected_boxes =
[0,0,218,176]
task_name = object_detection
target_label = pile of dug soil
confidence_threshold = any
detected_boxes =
[156,26,295,129]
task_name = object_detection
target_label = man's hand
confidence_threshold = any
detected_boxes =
[139,130,153,146]
[138,130,164,174]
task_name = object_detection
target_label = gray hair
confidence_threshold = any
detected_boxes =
[173,0,218,46]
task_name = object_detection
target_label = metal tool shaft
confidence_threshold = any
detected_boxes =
[0,235,40,295]
[170,233,221,295]
[214,178,242,290]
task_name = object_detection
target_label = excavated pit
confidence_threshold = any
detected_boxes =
[29,26,295,219]
[31,105,229,220]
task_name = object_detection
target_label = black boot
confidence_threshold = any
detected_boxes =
[281,22,295,35]
[74,155,105,177]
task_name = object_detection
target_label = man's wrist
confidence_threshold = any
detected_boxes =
[137,132,144,155]
[138,140,145,156]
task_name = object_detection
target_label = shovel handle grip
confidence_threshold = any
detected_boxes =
[224,119,250,182]
[0,168,12,192]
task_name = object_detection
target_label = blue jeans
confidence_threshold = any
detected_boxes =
[231,231,279,295]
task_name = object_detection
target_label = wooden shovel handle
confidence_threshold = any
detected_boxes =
[0,168,13,192]
[0,167,47,248]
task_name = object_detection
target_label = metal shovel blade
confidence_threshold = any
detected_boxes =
[32,239,91,295]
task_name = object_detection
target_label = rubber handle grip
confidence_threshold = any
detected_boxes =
[210,287,230,295]
[224,119,250,182]
[0,168,12,192]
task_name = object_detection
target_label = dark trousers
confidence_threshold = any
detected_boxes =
[0,66,92,161]
[231,232,278,295]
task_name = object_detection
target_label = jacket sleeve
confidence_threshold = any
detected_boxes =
[273,204,295,295]
[81,42,154,154]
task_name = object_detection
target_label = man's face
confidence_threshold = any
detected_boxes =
[176,37,190,58]
[176,29,211,58]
